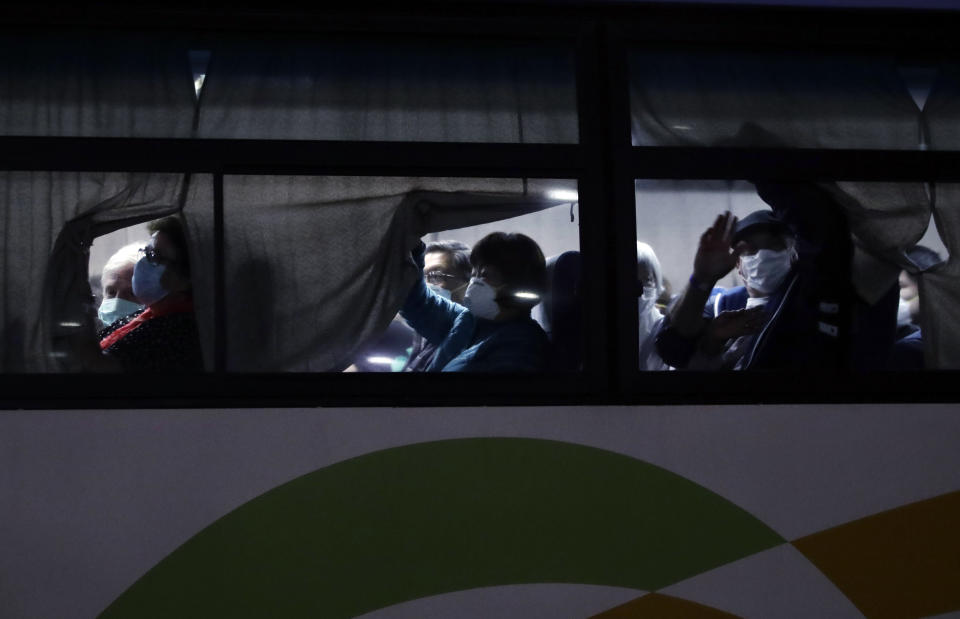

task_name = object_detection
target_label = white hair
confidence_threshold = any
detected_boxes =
[102,241,147,278]
[636,241,664,297]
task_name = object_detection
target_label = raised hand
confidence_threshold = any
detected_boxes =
[693,211,741,284]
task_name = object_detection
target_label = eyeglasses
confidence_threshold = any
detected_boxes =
[138,246,163,265]
[424,271,461,285]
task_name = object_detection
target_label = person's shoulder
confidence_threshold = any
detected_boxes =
[98,308,146,340]
[897,328,923,344]
[498,317,550,347]
[717,286,749,310]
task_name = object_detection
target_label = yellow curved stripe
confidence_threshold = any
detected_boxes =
[589,593,741,619]
[793,491,960,619]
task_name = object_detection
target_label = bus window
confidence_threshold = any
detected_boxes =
[635,179,951,371]
[218,176,580,373]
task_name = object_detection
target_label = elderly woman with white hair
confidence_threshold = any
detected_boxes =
[97,241,147,329]
[637,241,671,371]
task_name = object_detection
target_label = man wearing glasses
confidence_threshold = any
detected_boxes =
[402,240,471,371]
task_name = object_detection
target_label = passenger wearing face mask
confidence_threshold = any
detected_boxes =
[636,242,671,371]
[98,216,204,372]
[95,242,147,332]
[402,240,472,372]
[400,232,549,372]
[657,183,852,371]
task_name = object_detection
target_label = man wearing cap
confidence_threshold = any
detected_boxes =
[656,182,851,370]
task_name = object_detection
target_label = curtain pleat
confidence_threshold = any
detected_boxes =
[193,40,577,371]
[0,34,196,371]
[196,40,577,143]
[630,50,919,149]
[919,65,960,368]
[218,176,561,371]
[630,50,932,304]
[0,34,195,137]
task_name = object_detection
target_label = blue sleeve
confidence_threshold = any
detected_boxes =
[399,243,467,347]
[703,287,726,319]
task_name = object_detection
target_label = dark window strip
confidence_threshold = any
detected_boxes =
[629,147,960,182]
[3,139,960,182]
[4,371,960,410]
[0,138,585,176]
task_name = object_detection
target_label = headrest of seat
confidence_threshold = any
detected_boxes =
[540,250,581,332]
[546,250,581,305]
[539,250,583,370]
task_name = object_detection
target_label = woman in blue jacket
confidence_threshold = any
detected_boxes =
[400,232,550,372]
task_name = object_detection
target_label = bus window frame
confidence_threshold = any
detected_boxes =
[2,3,960,408]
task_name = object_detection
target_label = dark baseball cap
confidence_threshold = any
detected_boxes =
[732,210,789,245]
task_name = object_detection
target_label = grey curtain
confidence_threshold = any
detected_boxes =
[630,50,920,150]
[921,186,960,369]
[0,172,189,372]
[629,50,960,366]
[196,39,577,143]
[189,40,578,371]
[0,34,195,137]
[205,176,562,371]
[0,35,197,372]
[5,34,577,373]
[920,64,960,368]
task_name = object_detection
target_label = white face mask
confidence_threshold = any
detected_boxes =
[428,283,452,300]
[98,297,143,326]
[463,277,500,320]
[739,248,795,295]
[638,285,661,337]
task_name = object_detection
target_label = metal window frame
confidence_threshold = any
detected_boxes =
[2,4,960,408]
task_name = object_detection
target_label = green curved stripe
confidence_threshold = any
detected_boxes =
[99,438,784,619]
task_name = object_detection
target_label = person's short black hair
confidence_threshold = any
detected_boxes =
[470,232,547,306]
[425,240,472,281]
[147,215,190,277]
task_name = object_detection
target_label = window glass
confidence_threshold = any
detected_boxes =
[221,176,580,372]
[630,50,946,150]
[0,34,196,138]
[634,179,953,371]
[197,39,578,143]
[0,171,197,372]
[88,217,206,373]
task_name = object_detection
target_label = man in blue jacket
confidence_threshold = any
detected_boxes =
[400,232,550,372]
[656,181,852,370]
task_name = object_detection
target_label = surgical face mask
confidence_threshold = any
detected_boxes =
[638,285,661,337]
[132,257,168,306]
[98,297,143,326]
[739,248,795,295]
[463,277,500,320]
[638,284,658,316]
[428,283,452,300]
